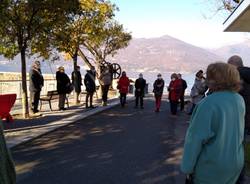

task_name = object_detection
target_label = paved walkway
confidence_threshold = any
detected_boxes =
[4,96,128,148]
[12,96,188,184]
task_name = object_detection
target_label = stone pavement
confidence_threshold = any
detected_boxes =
[8,95,250,184]
[12,96,188,184]
[4,96,133,148]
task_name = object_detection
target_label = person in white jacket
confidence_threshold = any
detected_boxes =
[189,70,208,115]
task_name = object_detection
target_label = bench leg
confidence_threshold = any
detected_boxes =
[66,97,69,108]
[49,101,52,111]
[40,101,42,111]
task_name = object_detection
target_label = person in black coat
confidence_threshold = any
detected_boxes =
[135,73,146,109]
[153,74,165,112]
[29,60,44,113]
[228,55,250,184]
[71,66,82,104]
[228,55,250,134]
[56,66,71,110]
[84,66,96,108]
[178,73,187,111]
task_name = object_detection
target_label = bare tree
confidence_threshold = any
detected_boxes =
[201,0,241,19]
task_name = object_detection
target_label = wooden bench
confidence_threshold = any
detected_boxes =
[40,90,69,111]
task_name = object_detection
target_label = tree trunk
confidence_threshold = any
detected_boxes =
[73,50,78,71]
[20,48,29,118]
[72,50,78,104]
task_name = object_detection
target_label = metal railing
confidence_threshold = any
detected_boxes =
[0,79,58,103]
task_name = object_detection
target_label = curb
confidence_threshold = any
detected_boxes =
[6,96,134,149]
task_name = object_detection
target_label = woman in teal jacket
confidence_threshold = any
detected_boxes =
[181,63,245,184]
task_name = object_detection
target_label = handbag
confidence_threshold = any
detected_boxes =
[185,175,194,184]
[66,83,74,94]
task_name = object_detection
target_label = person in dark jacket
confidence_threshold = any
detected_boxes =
[0,120,16,184]
[56,66,71,111]
[228,55,250,184]
[135,73,146,109]
[228,55,250,135]
[99,67,112,106]
[29,60,44,114]
[84,66,96,108]
[178,73,187,111]
[153,74,165,112]
[117,71,130,107]
[71,66,82,104]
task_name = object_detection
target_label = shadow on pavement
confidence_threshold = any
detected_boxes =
[12,97,189,184]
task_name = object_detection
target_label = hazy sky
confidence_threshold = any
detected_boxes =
[110,0,249,48]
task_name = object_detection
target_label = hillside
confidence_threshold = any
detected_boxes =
[215,41,250,66]
[0,35,224,75]
[109,35,223,73]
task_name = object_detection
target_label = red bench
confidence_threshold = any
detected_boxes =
[0,94,16,122]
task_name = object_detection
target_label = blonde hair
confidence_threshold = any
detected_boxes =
[206,62,241,92]
[58,66,64,71]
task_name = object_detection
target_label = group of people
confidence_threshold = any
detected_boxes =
[116,55,250,183]
[117,72,147,109]
[116,71,188,115]
[29,61,189,116]
[29,62,114,113]
[181,55,250,184]
[3,55,250,184]
[56,65,108,110]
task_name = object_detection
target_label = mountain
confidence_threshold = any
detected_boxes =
[109,35,223,73]
[0,54,76,75]
[0,35,224,75]
[214,41,250,66]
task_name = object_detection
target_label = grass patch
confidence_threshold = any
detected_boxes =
[246,142,250,176]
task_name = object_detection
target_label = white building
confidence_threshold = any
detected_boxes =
[224,0,250,32]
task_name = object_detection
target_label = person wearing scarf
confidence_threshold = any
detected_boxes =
[29,61,44,114]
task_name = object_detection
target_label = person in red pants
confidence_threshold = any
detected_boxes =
[117,71,130,107]
[153,74,165,112]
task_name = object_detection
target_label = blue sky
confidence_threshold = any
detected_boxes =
[110,0,248,48]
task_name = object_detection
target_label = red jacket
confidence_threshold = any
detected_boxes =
[118,76,130,94]
[168,79,182,101]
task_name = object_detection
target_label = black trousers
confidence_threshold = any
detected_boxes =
[101,85,110,103]
[135,96,144,107]
[86,92,94,107]
[59,93,66,109]
[170,100,178,115]
[188,103,196,115]
[236,130,247,184]
[120,93,127,107]
[180,94,185,111]
[30,91,40,112]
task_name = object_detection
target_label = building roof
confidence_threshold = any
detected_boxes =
[224,0,250,32]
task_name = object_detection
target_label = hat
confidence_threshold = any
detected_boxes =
[58,66,64,70]
[32,60,40,69]
[196,70,203,78]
